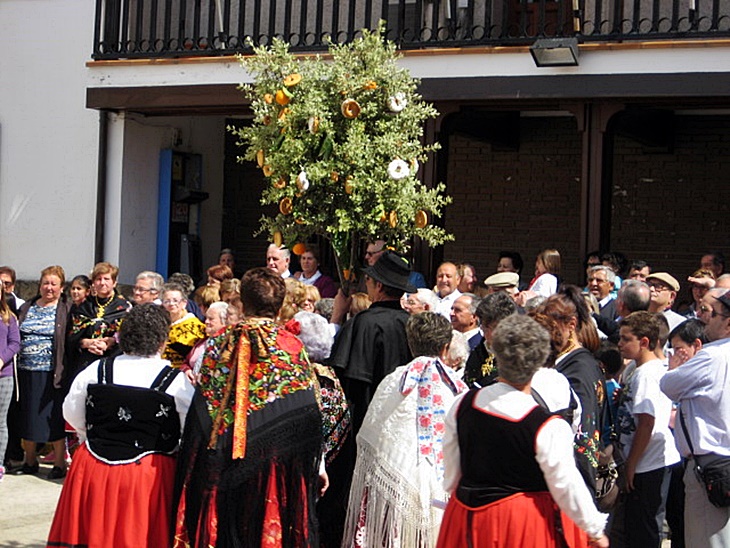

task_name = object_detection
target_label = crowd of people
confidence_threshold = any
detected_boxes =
[0,244,728,547]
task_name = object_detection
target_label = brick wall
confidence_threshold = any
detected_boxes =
[611,114,730,309]
[442,116,584,286]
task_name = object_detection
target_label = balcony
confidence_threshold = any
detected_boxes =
[93,0,730,60]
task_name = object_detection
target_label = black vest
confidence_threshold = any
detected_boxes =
[455,388,554,507]
[85,357,182,463]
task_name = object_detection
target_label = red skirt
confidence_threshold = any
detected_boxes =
[436,491,589,548]
[47,443,176,548]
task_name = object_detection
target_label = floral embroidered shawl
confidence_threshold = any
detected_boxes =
[198,317,315,459]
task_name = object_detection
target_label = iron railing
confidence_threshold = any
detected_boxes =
[93,0,730,60]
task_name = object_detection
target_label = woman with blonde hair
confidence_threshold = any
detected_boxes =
[348,292,371,317]
[280,277,306,322]
[297,284,322,314]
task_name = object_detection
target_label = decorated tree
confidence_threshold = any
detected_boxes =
[231,24,452,288]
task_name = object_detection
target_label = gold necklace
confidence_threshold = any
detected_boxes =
[94,293,114,318]
[557,338,579,358]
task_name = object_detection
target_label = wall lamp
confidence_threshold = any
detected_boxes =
[529,37,580,67]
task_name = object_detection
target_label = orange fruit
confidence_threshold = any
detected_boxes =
[275,89,290,106]
[292,242,307,255]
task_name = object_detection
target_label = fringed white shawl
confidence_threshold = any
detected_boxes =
[342,357,467,548]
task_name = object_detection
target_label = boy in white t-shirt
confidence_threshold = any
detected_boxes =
[614,311,681,547]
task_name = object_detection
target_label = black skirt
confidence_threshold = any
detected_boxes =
[18,368,65,442]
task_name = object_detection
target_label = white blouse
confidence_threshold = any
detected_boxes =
[63,354,195,442]
[529,273,558,297]
[442,382,607,539]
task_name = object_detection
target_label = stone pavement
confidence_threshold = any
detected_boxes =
[0,461,674,547]
[0,463,63,547]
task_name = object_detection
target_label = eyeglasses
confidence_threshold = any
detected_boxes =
[647,283,672,292]
[365,248,384,257]
[162,298,184,306]
[133,286,157,294]
[698,304,730,319]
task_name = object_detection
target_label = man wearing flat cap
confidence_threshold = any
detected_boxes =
[647,272,686,332]
[323,250,415,545]
[484,271,520,301]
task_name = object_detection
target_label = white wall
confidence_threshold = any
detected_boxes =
[0,1,98,280]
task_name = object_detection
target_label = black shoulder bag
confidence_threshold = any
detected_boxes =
[679,406,730,508]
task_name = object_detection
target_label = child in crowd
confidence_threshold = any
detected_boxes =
[596,341,622,441]
[614,311,681,547]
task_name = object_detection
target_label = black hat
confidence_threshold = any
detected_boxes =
[362,250,417,293]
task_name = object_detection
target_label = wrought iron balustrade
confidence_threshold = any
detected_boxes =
[93,0,730,60]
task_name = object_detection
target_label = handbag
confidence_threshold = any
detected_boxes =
[595,445,620,511]
[679,407,730,508]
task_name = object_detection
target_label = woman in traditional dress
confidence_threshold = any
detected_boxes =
[343,312,468,548]
[437,314,609,548]
[0,281,20,480]
[173,267,324,548]
[14,265,71,478]
[535,285,606,494]
[67,262,131,380]
[47,303,194,547]
[160,283,205,368]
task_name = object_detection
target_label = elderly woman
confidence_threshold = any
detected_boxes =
[293,310,351,467]
[67,262,131,380]
[47,304,194,547]
[174,267,324,547]
[342,312,468,548]
[14,266,72,478]
[182,301,230,381]
[437,314,609,548]
[294,244,337,298]
[160,283,205,368]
